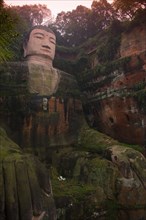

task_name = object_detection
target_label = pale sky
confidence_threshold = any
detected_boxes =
[5,0,93,17]
[5,0,113,17]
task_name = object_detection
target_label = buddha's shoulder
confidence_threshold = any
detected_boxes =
[55,68,80,97]
[0,61,28,83]
[0,61,29,75]
[56,68,77,85]
[0,61,28,68]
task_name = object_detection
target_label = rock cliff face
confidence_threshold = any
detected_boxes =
[50,125,146,220]
[0,127,57,220]
[81,24,146,145]
[0,23,146,220]
[120,25,146,57]
[2,123,146,220]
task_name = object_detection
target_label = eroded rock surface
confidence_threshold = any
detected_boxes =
[51,125,146,220]
[81,24,146,145]
[0,24,146,220]
[0,127,56,220]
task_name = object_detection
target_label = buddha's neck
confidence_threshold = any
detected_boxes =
[26,55,53,67]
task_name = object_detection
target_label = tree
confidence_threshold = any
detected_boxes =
[51,5,91,47]
[0,0,18,61]
[51,0,119,47]
[91,0,119,31]
[113,0,146,18]
[0,3,52,62]
[9,4,52,28]
[4,4,53,60]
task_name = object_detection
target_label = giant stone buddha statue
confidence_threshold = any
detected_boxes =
[1,25,146,220]
[0,25,83,220]
[0,25,83,161]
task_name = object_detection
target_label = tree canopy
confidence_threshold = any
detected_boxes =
[10,4,52,28]
[113,0,146,18]
[0,3,53,61]
[1,0,146,61]
[0,0,18,61]
[51,5,91,46]
[50,0,119,47]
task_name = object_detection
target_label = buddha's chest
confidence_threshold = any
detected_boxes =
[28,63,60,96]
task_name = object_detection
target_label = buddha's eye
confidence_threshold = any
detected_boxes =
[50,41,56,45]
[50,38,56,45]
[35,36,43,39]
[33,33,44,39]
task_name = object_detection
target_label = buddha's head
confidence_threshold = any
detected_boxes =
[23,25,56,66]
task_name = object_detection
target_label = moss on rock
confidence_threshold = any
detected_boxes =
[0,127,56,220]
[78,124,118,154]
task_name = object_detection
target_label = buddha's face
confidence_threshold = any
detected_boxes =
[24,28,56,61]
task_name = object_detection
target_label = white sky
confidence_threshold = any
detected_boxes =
[5,0,113,17]
[5,0,93,17]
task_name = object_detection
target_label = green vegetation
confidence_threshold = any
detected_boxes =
[113,0,146,18]
[78,124,143,154]
[90,57,129,78]
[96,20,123,63]
[121,142,143,153]
[0,127,22,160]
[104,199,119,220]
[0,2,52,61]
[134,89,146,113]
[54,58,76,75]
[1,0,145,62]
[1,1,146,219]
[50,0,122,47]
[0,0,18,61]
[50,167,96,201]
[131,82,146,113]
[51,166,119,219]
[78,124,117,154]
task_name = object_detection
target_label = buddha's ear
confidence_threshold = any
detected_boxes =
[23,44,27,57]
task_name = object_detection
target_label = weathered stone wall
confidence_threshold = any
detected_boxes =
[0,127,57,220]
[82,24,146,145]
[120,25,146,57]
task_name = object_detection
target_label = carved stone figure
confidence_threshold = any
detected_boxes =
[0,26,83,159]
[1,25,146,220]
[23,26,60,96]
[0,25,83,219]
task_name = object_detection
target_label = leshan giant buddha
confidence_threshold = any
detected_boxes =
[0,25,83,161]
[1,25,146,220]
[0,25,83,220]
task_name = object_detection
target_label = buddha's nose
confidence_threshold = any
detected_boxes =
[42,45,51,49]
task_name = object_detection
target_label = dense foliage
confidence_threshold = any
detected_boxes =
[49,0,146,47]
[50,0,120,47]
[113,0,146,18]
[0,3,52,61]
[10,4,52,28]
[1,0,145,60]
[0,0,18,61]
